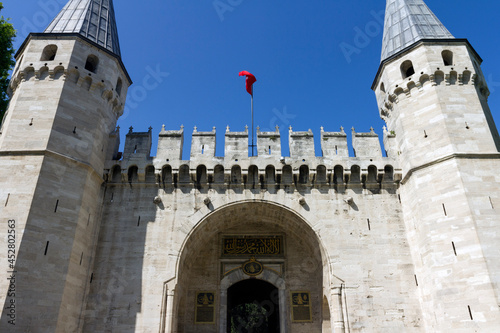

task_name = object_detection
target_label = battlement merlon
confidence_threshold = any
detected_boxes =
[157,125,184,161]
[119,126,390,161]
[352,127,383,158]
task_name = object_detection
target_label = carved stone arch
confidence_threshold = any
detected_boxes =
[419,74,430,87]
[38,66,49,80]
[393,87,405,98]
[407,81,417,93]
[53,66,65,80]
[170,200,335,333]
[434,70,445,85]
[67,68,80,84]
[82,76,92,91]
[462,70,472,85]
[23,67,35,81]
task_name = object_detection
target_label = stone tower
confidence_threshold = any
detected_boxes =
[0,0,130,331]
[373,0,500,331]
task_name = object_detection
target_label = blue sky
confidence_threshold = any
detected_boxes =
[4,0,500,158]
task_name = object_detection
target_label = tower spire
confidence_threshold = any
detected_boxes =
[45,0,121,57]
[381,0,453,61]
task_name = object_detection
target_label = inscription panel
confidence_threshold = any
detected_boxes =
[195,292,215,324]
[222,236,283,257]
[291,291,312,323]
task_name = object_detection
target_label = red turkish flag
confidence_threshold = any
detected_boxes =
[239,71,257,96]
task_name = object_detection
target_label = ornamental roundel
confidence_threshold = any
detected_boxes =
[242,258,264,276]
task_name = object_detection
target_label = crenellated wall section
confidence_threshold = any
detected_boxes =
[104,125,401,189]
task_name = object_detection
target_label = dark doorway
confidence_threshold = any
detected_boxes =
[227,279,280,333]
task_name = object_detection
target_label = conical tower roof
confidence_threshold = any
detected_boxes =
[381,0,453,61]
[45,0,121,57]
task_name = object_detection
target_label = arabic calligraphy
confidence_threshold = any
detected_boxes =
[222,236,283,256]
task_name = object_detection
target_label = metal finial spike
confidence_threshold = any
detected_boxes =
[129,126,133,133]
[148,126,153,132]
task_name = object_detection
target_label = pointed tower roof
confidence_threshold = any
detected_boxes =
[45,0,121,57]
[381,0,453,61]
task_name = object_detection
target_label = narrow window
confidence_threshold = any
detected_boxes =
[380,82,386,93]
[401,60,415,79]
[85,55,99,73]
[41,45,58,61]
[44,241,50,255]
[442,50,453,66]
[116,78,123,96]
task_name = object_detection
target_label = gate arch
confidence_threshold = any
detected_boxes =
[170,200,335,332]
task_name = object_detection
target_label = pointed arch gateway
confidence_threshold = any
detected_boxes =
[164,200,343,333]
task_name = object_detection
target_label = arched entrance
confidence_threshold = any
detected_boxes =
[173,201,331,333]
[227,280,279,332]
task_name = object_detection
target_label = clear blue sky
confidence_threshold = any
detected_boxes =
[4,0,500,158]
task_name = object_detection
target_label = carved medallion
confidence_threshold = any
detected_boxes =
[242,258,264,276]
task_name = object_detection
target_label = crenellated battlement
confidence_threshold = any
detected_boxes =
[104,125,401,188]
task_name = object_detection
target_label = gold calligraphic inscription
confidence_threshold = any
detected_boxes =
[222,236,283,257]
[291,291,312,322]
[195,292,215,324]
[242,258,264,276]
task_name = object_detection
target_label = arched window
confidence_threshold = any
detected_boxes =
[384,165,394,182]
[299,165,309,184]
[265,165,276,184]
[162,165,172,184]
[196,165,207,184]
[400,60,415,79]
[116,77,123,96]
[85,55,99,73]
[316,165,327,183]
[145,166,156,183]
[41,45,58,61]
[282,165,293,184]
[442,50,453,66]
[231,165,242,184]
[367,165,378,183]
[179,165,190,183]
[334,165,344,184]
[111,165,121,183]
[214,165,225,184]
[248,165,259,186]
[350,165,361,183]
[128,166,138,183]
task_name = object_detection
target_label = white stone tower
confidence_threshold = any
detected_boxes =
[373,0,500,331]
[0,0,130,331]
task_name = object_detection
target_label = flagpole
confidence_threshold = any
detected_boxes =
[251,86,254,157]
